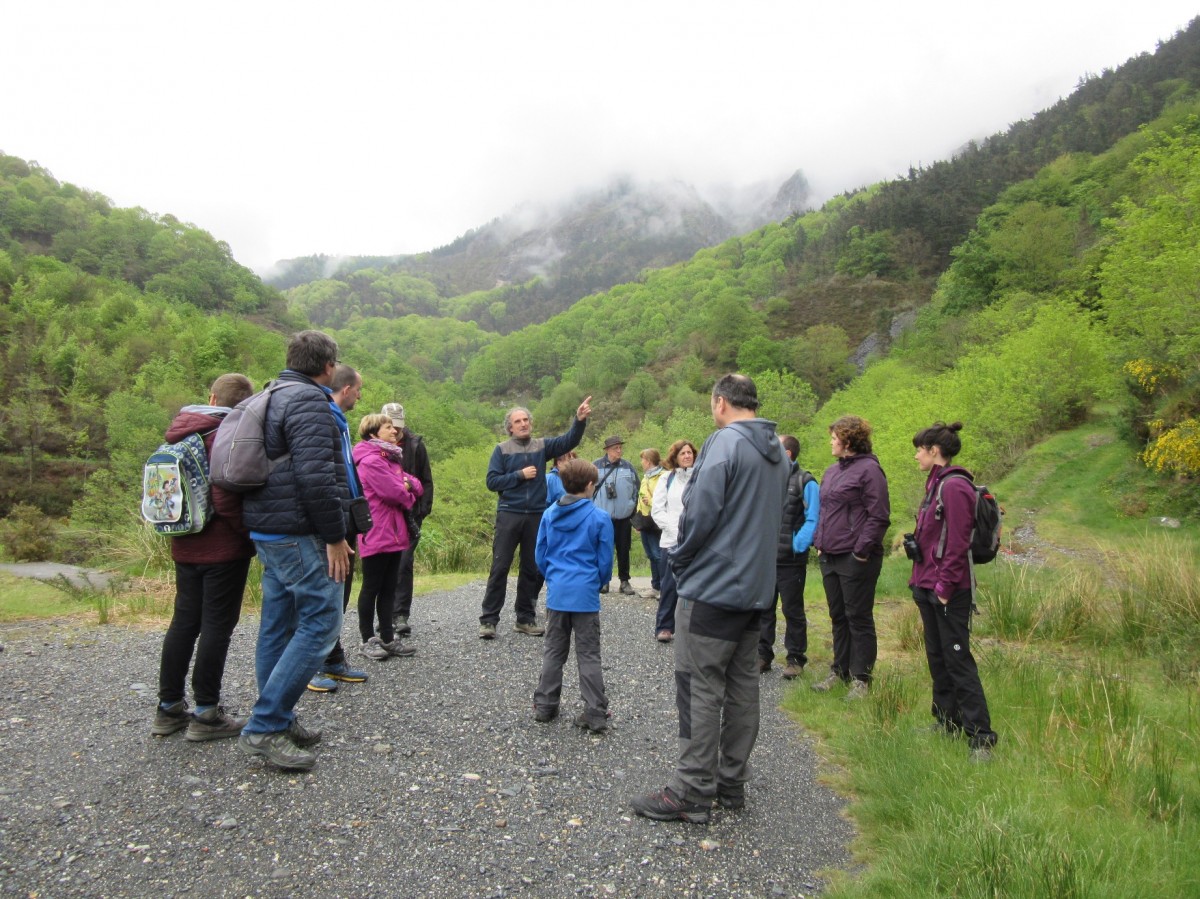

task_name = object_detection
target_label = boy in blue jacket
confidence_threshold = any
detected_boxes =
[533,458,615,732]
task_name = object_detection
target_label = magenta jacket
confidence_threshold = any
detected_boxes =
[812,452,890,558]
[351,440,424,558]
[908,464,975,597]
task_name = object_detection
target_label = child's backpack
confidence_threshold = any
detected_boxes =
[141,433,213,536]
[935,474,1003,565]
[209,381,301,492]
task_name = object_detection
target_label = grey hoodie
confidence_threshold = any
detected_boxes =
[670,418,790,611]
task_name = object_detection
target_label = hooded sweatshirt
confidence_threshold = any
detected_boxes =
[535,494,614,613]
[164,407,254,565]
[671,419,790,611]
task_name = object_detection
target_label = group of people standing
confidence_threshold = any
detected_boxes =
[153,337,995,793]
[152,331,434,771]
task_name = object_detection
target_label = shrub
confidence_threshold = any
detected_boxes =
[0,503,58,561]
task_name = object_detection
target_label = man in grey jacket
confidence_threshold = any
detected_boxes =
[631,374,789,824]
[591,435,640,595]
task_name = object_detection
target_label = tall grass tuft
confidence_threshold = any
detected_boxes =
[1112,534,1200,653]
[977,563,1040,639]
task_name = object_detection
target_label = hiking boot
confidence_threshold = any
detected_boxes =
[238,731,316,770]
[185,706,246,742]
[757,657,772,674]
[781,662,804,680]
[533,706,558,724]
[572,713,609,734]
[360,637,390,660]
[322,662,368,683]
[640,588,660,600]
[716,792,745,811]
[382,639,416,658]
[845,679,870,701]
[811,672,844,693]
[479,623,497,639]
[287,718,322,747]
[307,674,338,693]
[393,615,412,635]
[600,582,610,594]
[151,700,192,736]
[630,787,710,824]
[619,580,636,595]
[655,630,674,643]
[514,621,545,636]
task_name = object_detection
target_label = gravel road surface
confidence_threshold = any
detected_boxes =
[0,581,853,898]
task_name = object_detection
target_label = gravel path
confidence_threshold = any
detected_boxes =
[0,581,853,898]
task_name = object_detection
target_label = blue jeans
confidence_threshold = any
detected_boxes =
[244,535,344,735]
[640,529,662,590]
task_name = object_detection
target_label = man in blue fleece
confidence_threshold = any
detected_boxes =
[632,374,789,823]
[532,458,614,732]
[479,397,592,638]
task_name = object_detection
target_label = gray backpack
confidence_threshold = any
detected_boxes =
[209,382,302,492]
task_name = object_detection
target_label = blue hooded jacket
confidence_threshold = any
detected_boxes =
[535,495,614,613]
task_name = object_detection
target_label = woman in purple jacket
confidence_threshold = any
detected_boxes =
[812,415,890,699]
[352,414,424,661]
[908,422,997,760]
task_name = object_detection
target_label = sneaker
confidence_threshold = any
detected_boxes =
[845,679,870,701]
[151,700,192,736]
[781,662,804,680]
[287,718,322,748]
[514,621,545,636]
[185,706,246,742]
[969,745,994,763]
[716,792,745,811]
[811,672,844,693]
[619,580,636,595]
[757,657,772,674]
[533,706,558,723]
[600,582,610,594]
[307,674,339,693]
[479,623,497,640]
[640,588,660,600]
[630,787,710,824]
[655,630,674,643]
[572,712,609,734]
[360,637,390,660]
[322,662,368,683]
[393,615,412,635]
[382,639,416,658]
[238,731,316,770]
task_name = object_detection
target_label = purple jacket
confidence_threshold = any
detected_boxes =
[908,464,975,597]
[813,453,890,558]
[351,440,424,558]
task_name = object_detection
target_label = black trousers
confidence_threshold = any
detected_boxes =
[323,534,357,668]
[759,560,808,666]
[358,551,401,643]
[611,515,632,582]
[392,545,416,618]
[819,552,881,683]
[158,557,252,707]
[913,586,997,748]
[481,510,542,625]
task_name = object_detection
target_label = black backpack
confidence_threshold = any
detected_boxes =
[934,473,1003,565]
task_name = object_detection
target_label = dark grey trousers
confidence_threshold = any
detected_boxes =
[533,610,608,725]
[667,598,763,806]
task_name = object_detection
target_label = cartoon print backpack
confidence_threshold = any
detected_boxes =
[141,433,213,536]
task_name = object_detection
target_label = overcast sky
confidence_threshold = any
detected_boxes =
[3,2,1196,274]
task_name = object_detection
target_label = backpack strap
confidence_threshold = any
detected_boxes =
[933,472,974,561]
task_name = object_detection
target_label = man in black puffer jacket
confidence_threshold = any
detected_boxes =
[237,330,353,772]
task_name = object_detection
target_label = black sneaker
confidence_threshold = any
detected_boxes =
[533,706,558,723]
[151,700,191,736]
[631,787,710,824]
[393,615,412,635]
[619,580,636,595]
[287,718,322,748]
[572,712,609,734]
[185,706,246,742]
[238,731,316,770]
[716,792,745,810]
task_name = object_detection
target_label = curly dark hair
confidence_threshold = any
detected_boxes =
[665,439,698,470]
[829,415,873,454]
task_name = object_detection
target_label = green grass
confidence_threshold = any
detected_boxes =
[0,572,96,621]
[780,415,1200,898]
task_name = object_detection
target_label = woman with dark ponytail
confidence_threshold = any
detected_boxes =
[909,421,997,761]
